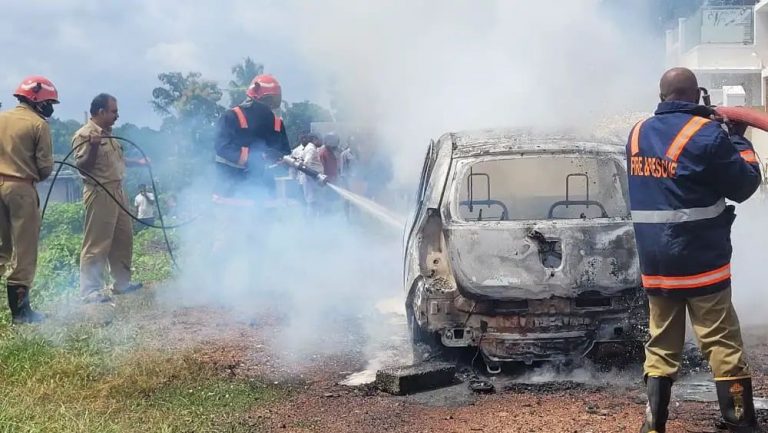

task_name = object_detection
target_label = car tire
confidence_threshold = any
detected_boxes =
[407,308,442,363]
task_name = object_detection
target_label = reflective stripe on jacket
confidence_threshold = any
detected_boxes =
[626,101,761,297]
[213,101,290,169]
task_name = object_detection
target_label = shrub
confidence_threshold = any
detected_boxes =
[41,202,84,239]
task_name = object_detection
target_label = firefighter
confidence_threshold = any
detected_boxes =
[0,76,57,324]
[629,67,762,433]
[73,93,146,303]
[210,74,291,255]
[212,74,291,205]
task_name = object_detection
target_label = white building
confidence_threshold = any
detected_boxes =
[666,1,768,161]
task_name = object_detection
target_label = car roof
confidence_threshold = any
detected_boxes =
[444,128,626,158]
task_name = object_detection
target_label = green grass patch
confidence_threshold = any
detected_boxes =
[0,202,177,318]
[0,199,275,432]
[0,330,281,433]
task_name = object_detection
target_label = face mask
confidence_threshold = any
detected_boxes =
[36,101,54,118]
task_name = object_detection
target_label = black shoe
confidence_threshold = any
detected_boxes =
[112,282,143,295]
[639,376,673,433]
[7,285,44,324]
[716,377,761,433]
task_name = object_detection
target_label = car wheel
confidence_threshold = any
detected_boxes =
[407,308,441,363]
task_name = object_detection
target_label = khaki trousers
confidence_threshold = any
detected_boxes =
[79,182,133,296]
[644,287,750,381]
[0,180,40,287]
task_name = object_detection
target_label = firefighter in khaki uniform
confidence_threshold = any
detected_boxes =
[73,93,146,303]
[629,68,762,433]
[0,76,58,324]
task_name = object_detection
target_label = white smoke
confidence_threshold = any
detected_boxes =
[11,0,708,372]
[276,0,663,184]
[730,191,768,326]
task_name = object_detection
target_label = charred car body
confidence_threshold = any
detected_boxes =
[403,130,647,371]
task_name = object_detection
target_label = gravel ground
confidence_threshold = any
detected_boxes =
[117,288,768,433]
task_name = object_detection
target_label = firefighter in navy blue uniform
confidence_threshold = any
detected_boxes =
[213,74,290,205]
[630,68,762,433]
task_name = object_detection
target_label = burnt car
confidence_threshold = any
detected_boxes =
[402,129,647,371]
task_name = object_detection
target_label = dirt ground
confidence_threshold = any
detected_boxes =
[108,287,768,433]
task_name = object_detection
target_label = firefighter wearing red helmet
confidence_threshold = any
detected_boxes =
[210,74,291,255]
[0,76,59,324]
[213,74,290,204]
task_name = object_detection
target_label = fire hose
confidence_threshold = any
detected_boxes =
[42,138,332,271]
[699,86,768,134]
[714,106,768,133]
[42,136,200,270]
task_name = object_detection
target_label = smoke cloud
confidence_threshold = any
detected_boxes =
[155,0,672,373]
[278,0,663,184]
[20,0,768,377]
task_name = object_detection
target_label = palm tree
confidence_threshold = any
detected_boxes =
[228,57,264,107]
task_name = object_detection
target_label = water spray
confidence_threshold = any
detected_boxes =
[279,154,405,230]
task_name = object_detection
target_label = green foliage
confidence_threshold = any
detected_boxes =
[48,117,83,157]
[34,231,81,300]
[151,72,225,124]
[151,71,226,179]
[31,203,175,305]
[40,202,83,239]
[228,57,264,107]
[282,100,334,145]
[0,329,281,433]
[132,229,174,283]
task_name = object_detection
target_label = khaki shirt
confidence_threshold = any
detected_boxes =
[0,103,53,181]
[72,119,125,185]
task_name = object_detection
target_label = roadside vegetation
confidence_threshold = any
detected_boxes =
[0,203,282,432]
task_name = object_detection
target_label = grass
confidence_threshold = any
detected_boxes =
[0,203,284,432]
[0,323,283,433]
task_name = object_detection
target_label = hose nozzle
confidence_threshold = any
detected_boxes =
[281,155,328,185]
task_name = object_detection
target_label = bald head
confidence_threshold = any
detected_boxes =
[659,67,700,103]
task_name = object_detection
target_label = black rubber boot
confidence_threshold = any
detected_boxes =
[8,285,44,324]
[6,284,21,318]
[716,378,761,433]
[640,376,673,433]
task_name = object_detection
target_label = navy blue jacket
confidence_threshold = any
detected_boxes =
[626,101,761,297]
[214,101,291,169]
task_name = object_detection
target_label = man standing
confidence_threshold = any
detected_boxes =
[73,93,145,303]
[133,184,155,229]
[318,132,341,213]
[629,68,762,433]
[318,132,340,184]
[0,76,58,324]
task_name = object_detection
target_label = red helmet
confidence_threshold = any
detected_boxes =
[14,76,59,103]
[246,74,281,100]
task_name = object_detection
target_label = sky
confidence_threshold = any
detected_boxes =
[1,0,667,183]
[0,0,327,126]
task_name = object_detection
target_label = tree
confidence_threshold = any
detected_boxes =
[282,101,334,145]
[48,118,83,157]
[151,72,226,182]
[151,72,225,125]
[228,57,264,107]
